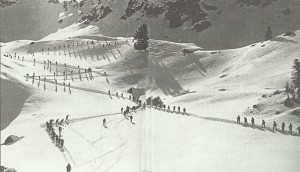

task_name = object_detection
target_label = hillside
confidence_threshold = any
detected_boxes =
[1,0,300,49]
[1,23,300,172]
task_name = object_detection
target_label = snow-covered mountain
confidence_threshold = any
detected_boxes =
[1,0,300,49]
[1,1,300,172]
[1,22,300,171]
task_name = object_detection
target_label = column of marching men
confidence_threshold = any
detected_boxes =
[236,115,300,135]
[3,38,132,95]
[45,115,70,150]
[4,55,95,94]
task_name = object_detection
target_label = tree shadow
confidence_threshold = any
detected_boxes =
[148,57,184,96]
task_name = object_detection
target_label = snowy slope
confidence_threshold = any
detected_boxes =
[1,25,300,172]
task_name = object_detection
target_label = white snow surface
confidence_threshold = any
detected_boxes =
[1,26,300,172]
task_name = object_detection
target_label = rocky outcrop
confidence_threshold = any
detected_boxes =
[237,0,274,8]
[79,4,112,24]
[48,0,59,5]
[0,0,18,8]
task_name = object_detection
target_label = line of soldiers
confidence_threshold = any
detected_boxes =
[4,53,25,61]
[45,115,70,149]
[46,120,65,149]
[42,38,120,54]
[121,106,136,124]
[236,115,300,135]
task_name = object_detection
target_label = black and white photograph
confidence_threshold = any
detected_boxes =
[1,0,300,172]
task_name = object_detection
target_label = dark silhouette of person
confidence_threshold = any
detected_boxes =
[262,120,266,128]
[66,163,71,172]
[244,117,248,125]
[103,118,107,128]
[273,121,277,131]
[281,122,285,132]
[289,123,293,134]
[129,115,133,124]
[251,117,255,127]
[236,115,240,124]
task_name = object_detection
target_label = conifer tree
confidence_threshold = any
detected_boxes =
[292,59,300,100]
[133,23,149,50]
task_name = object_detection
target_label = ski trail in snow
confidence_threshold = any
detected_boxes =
[70,113,121,123]
[63,146,77,166]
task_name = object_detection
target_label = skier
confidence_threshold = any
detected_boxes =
[55,135,59,144]
[63,71,66,81]
[167,106,170,111]
[281,122,285,132]
[103,118,107,128]
[183,107,186,114]
[46,121,50,131]
[289,123,293,134]
[26,73,29,81]
[108,90,110,96]
[273,121,277,131]
[49,119,54,126]
[173,106,176,112]
[244,117,248,125]
[236,115,240,124]
[33,59,35,66]
[71,70,73,81]
[66,163,71,172]
[251,117,255,127]
[58,137,61,146]
[129,95,131,100]
[59,126,62,136]
[116,92,118,97]
[178,106,181,113]
[121,107,124,114]
[262,119,266,128]
[129,115,133,124]
[61,139,64,148]
[51,129,55,140]
[66,115,69,124]
[121,93,124,98]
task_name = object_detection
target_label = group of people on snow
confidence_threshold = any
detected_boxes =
[236,115,300,135]
[45,115,70,150]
